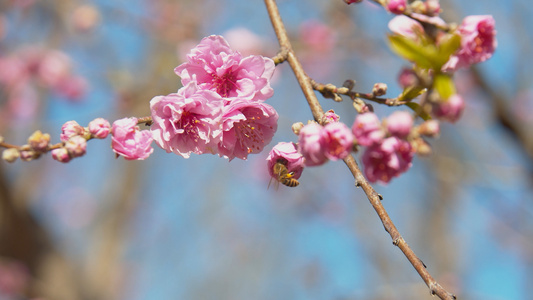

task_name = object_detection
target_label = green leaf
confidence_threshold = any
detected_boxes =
[405,102,432,121]
[388,35,436,69]
[398,85,426,102]
[433,73,456,100]
[437,33,461,66]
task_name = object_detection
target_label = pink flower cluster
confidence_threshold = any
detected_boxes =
[52,118,111,163]
[151,35,278,160]
[298,121,353,166]
[352,111,415,184]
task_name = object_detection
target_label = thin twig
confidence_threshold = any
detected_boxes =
[264,0,456,299]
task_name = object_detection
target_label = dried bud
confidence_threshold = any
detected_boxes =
[418,120,440,137]
[342,79,356,90]
[372,83,388,97]
[2,148,20,163]
[51,148,71,163]
[291,122,305,135]
[28,130,51,152]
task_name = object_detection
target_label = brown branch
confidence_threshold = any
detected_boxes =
[264,0,456,299]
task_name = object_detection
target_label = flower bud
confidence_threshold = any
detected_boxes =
[398,68,418,89]
[411,137,432,156]
[433,94,465,123]
[2,148,20,163]
[425,0,441,16]
[353,98,372,113]
[65,136,87,158]
[298,123,328,167]
[418,120,440,137]
[51,148,71,163]
[321,109,340,125]
[352,113,385,146]
[60,120,85,142]
[386,111,413,138]
[20,150,39,161]
[88,117,111,139]
[372,83,388,97]
[28,130,50,152]
[387,0,407,15]
[291,122,304,136]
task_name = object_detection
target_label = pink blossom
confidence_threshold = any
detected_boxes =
[88,118,111,139]
[352,113,385,146]
[298,123,328,167]
[111,117,154,160]
[266,142,305,180]
[443,15,497,71]
[321,109,340,125]
[387,0,407,15]
[223,27,265,57]
[174,35,274,102]
[386,111,413,138]
[218,100,278,161]
[299,20,337,53]
[362,137,413,184]
[323,122,353,161]
[54,75,88,100]
[51,148,71,163]
[60,120,85,142]
[65,135,87,158]
[433,94,465,123]
[0,56,28,86]
[150,82,223,158]
[388,15,424,41]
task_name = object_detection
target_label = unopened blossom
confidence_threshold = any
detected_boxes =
[291,122,305,135]
[352,113,385,146]
[388,15,424,41]
[28,130,50,152]
[443,15,497,72]
[20,150,39,161]
[387,0,407,15]
[321,109,340,125]
[88,118,111,139]
[433,94,465,123]
[323,122,354,161]
[386,111,413,138]
[398,68,418,88]
[51,148,71,163]
[266,142,305,180]
[174,35,275,102]
[111,117,154,160]
[362,137,413,184]
[372,83,387,96]
[60,120,85,142]
[218,100,278,160]
[2,148,20,163]
[418,120,440,137]
[150,82,223,158]
[65,135,87,158]
[298,123,328,167]
[425,0,441,16]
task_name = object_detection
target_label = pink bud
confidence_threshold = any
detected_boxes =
[372,83,388,96]
[387,0,407,15]
[298,123,328,167]
[362,137,413,184]
[425,0,441,16]
[321,109,340,125]
[433,94,465,123]
[388,15,424,41]
[323,122,353,161]
[88,118,111,139]
[65,135,87,158]
[352,113,385,146]
[386,111,413,138]
[51,148,71,163]
[397,68,418,88]
[60,120,85,142]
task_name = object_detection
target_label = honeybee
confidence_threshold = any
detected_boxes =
[269,159,300,188]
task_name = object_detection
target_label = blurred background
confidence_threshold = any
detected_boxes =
[0,0,531,299]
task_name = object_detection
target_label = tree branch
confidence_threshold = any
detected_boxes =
[264,0,456,299]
